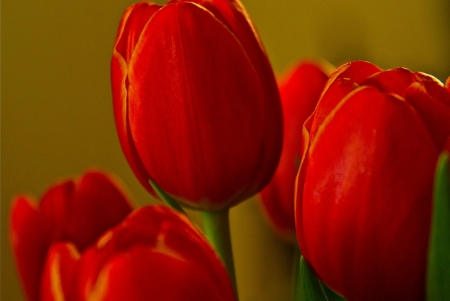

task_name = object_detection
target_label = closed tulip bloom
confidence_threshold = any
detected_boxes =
[111,0,282,211]
[10,170,133,301]
[39,205,236,301]
[296,61,450,301]
[259,60,332,241]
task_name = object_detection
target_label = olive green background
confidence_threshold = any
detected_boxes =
[2,0,449,300]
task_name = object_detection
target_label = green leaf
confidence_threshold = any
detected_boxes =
[427,152,450,301]
[299,256,328,301]
[322,283,346,301]
[149,179,185,213]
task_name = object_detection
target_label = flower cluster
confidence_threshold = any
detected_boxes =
[11,171,235,301]
[10,0,450,301]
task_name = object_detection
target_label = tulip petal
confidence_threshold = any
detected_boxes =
[405,82,450,150]
[112,3,161,197]
[10,197,52,301]
[117,206,233,293]
[300,86,438,301]
[70,172,133,249]
[85,248,233,301]
[40,243,80,301]
[115,3,161,64]
[128,2,266,209]
[362,67,415,97]
[361,69,450,106]
[296,79,357,208]
[112,17,156,195]
[180,0,284,196]
[39,171,133,252]
[78,206,236,301]
[310,78,358,140]
[413,72,450,106]
[321,61,381,97]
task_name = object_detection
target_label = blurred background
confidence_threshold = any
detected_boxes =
[2,0,449,300]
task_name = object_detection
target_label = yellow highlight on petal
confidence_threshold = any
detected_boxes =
[50,252,65,301]
[97,231,113,249]
[86,264,111,301]
[154,230,185,262]
[50,244,79,301]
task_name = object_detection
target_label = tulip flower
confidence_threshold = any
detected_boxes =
[295,61,450,301]
[38,205,236,301]
[111,0,283,211]
[10,170,133,301]
[259,60,332,242]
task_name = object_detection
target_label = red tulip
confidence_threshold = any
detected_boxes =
[39,205,236,301]
[10,170,133,301]
[111,0,282,211]
[296,61,450,301]
[259,60,332,241]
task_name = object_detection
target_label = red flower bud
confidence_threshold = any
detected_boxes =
[39,206,236,301]
[9,170,133,301]
[111,1,283,211]
[296,61,450,301]
[258,60,332,242]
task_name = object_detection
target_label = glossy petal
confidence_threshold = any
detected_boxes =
[321,60,381,97]
[260,60,330,241]
[111,4,160,195]
[361,67,415,97]
[362,69,450,106]
[87,249,232,301]
[309,78,358,141]
[405,82,450,150]
[299,87,438,301]
[183,0,284,196]
[115,3,161,64]
[413,72,450,106]
[75,206,236,301]
[294,79,358,245]
[128,2,266,209]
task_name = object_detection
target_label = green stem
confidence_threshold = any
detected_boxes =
[149,180,185,214]
[201,209,238,299]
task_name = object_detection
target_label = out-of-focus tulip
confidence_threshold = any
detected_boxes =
[296,61,450,301]
[39,205,236,301]
[10,170,133,301]
[111,0,282,211]
[259,60,332,242]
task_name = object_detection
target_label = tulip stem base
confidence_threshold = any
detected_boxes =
[201,209,238,299]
